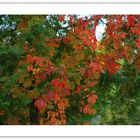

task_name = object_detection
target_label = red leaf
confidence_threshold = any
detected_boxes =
[58,16,64,22]
[87,95,98,104]
[83,104,96,115]
[27,55,35,64]
[75,86,82,94]
[90,62,102,74]
[58,81,66,89]
[103,54,121,75]
[86,81,97,87]
[34,99,46,111]
[45,66,55,75]
[35,57,45,67]
[108,63,120,74]
[47,90,57,100]
[51,79,59,87]
[27,65,33,72]
[127,16,136,27]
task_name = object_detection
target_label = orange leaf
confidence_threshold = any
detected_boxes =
[34,99,46,111]
[83,104,96,115]
[87,95,98,104]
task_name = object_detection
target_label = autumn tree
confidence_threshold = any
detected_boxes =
[0,15,140,125]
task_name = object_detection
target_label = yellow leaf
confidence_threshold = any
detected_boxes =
[23,79,32,88]
[26,89,39,99]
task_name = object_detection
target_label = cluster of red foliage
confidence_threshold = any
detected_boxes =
[16,15,140,124]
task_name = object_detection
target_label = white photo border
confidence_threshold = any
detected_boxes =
[0,4,140,14]
[0,125,140,136]
[1,0,140,4]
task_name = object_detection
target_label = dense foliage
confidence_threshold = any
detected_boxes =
[0,15,140,125]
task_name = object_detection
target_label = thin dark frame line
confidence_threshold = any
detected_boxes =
[0,2,140,4]
[0,136,140,137]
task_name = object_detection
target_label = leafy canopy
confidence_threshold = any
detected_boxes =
[0,15,140,125]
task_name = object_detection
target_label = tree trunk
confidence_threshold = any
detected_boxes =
[29,100,39,125]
